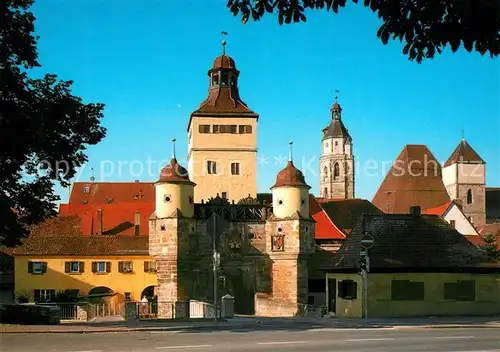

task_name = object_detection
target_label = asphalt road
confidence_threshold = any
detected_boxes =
[2,327,499,352]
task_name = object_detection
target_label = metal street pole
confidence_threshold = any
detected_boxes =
[212,207,218,323]
[364,249,369,323]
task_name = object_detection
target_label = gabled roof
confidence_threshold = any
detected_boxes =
[309,196,345,240]
[69,182,154,205]
[444,139,485,167]
[4,236,149,256]
[319,198,383,234]
[323,213,496,272]
[423,201,453,216]
[372,145,451,214]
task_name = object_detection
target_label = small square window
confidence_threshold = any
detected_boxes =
[238,125,245,134]
[164,194,172,203]
[244,125,252,133]
[230,125,237,134]
[33,262,43,274]
[83,186,90,194]
[231,162,240,175]
[221,192,228,199]
[125,292,132,301]
[207,161,217,175]
[70,262,80,273]
[97,262,106,273]
[213,125,220,134]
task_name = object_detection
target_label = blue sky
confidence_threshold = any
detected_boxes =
[31,0,499,202]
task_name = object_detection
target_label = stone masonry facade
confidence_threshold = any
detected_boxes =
[149,208,318,317]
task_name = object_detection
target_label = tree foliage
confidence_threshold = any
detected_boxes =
[227,0,500,63]
[0,0,106,246]
[480,232,500,262]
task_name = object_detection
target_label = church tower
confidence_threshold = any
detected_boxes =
[319,97,354,199]
[187,37,259,203]
[442,138,486,226]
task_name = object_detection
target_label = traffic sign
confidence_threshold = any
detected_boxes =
[360,234,374,249]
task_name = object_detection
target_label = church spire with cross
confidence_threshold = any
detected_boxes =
[319,90,355,199]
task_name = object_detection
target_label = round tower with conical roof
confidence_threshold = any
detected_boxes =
[155,138,196,218]
[256,142,315,317]
[271,141,311,219]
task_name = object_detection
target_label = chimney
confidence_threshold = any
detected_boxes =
[410,206,421,217]
[134,212,140,236]
[453,199,463,211]
[96,209,103,235]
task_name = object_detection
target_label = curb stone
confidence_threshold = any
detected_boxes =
[0,321,263,334]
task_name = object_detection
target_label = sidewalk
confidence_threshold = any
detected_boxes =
[0,317,259,334]
[1,315,499,334]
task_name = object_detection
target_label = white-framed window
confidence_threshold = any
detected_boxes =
[33,261,43,274]
[83,185,90,194]
[34,289,56,302]
[119,261,133,273]
[92,261,107,273]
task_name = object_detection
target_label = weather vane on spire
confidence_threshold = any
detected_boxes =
[334,89,340,103]
[288,140,293,162]
[461,128,465,140]
[221,31,228,55]
[172,138,176,159]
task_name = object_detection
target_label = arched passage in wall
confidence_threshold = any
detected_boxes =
[141,285,157,301]
[220,266,255,315]
[87,286,114,304]
[88,286,113,295]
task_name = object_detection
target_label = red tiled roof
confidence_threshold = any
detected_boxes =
[272,161,310,190]
[372,145,451,214]
[444,139,485,167]
[423,201,452,216]
[30,215,83,237]
[465,234,500,250]
[5,236,149,256]
[159,158,195,185]
[319,198,384,233]
[69,182,154,205]
[309,196,345,240]
[61,202,154,236]
[477,223,500,237]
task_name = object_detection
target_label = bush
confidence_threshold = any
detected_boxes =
[0,304,60,325]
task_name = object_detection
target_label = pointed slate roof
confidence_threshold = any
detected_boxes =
[372,145,451,214]
[444,139,485,167]
[322,213,497,273]
[322,118,350,140]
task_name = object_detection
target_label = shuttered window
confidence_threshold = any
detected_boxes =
[391,280,425,301]
[444,280,475,301]
[28,261,47,274]
[92,261,110,273]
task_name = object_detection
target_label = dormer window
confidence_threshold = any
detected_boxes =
[83,186,90,194]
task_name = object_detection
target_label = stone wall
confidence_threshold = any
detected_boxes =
[458,184,486,226]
